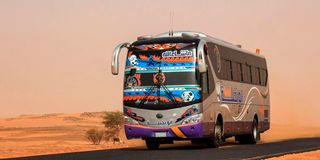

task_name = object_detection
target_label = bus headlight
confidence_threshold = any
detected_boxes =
[124,116,139,125]
[182,113,202,124]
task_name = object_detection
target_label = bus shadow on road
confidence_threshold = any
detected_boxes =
[121,139,242,151]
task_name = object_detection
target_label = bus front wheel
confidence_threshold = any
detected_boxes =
[206,119,223,148]
[145,139,160,150]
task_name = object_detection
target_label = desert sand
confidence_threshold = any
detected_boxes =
[261,123,320,142]
[0,112,319,159]
[0,112,142,159]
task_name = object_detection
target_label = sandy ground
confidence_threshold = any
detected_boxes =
[0,112,142,159]
[261,123,320,142]
[0,113,319,159]
[267,150,320,160]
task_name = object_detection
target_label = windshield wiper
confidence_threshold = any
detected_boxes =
[137,60,182,108]
[154,69,182,108]
[137,60,162,108]
[161,82,182,107]
[137,84,156,108]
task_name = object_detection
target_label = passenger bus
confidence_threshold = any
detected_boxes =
[111,31,270,149]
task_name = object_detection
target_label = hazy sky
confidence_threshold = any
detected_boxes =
[0,0,320,126]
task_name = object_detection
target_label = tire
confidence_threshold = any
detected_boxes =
[145,139,160,150]
[237,118,260,144]
[191,139,201,145]
[206,120,223,148]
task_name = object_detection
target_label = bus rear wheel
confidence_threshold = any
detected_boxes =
[236,118,260,144]
[145,139,160,150]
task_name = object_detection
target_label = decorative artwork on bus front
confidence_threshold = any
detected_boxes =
[126,52,195,69]
[123,43,200,109]
[220,86,243,103]
[123,89,201,104]
[128,54,139,66]
[124,107,145,122]
[181,91,195,102]
[133,43,193,51]
[147,120,173,126]
[162,50,193,58]
[175,105,199,123]
[125,74,141,89]
[126,43,197,71]
[153,72,165,85]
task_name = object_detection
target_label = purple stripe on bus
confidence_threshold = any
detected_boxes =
[124,123,203,139]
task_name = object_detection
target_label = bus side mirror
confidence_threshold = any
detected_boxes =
[197,39,207,73]
[111,42,130,75]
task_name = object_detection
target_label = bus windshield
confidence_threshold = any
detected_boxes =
[123,42,201,110]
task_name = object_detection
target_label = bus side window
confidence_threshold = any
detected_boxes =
[246,64,253,84]
[207,64,215,93]
[254,67,260,85]
[265,69,268,85]
[240,63,246,82]
[202,56,215,98]
[251,67,258,85]
[257,67,262,85]
[260,69,268,86]
[202,47,210,97]
[232,62,239,82]
[226,60,233,80]
[201,70,209,95]
[220,59,227,79]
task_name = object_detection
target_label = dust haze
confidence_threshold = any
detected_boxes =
[0,1,319,156]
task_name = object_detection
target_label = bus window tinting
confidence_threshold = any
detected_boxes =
[242,64,248,83]
[208,43,267,86]
[220,59,228,80]
[248,65,253,83]
[226,60,233,80]
[257,68,262,85]
[232,62,238,81]
[239,63,244,82]
[260,69,268,86]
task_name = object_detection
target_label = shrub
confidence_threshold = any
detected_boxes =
[104,129,117,142]
[86,128,104,145]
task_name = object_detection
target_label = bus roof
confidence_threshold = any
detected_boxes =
[151,31,266,59]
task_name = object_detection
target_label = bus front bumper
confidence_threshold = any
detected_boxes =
[124,123,204,139]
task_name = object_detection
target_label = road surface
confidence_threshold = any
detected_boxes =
[6,137,320,160]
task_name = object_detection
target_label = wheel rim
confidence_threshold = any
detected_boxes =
[253,123,257,140]
[215,124,222,143]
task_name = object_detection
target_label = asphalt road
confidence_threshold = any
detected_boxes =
[7,137,320,160]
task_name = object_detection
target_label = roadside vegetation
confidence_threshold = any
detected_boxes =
[85,128,104,145]
[85,111,124,145]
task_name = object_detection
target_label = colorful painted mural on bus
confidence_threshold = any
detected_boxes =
[123,43,201,109]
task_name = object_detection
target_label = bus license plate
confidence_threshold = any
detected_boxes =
[155,132,166,137]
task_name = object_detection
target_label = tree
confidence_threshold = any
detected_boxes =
[102,111,124,141]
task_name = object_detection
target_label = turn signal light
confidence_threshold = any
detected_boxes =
[256,48,261,54]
